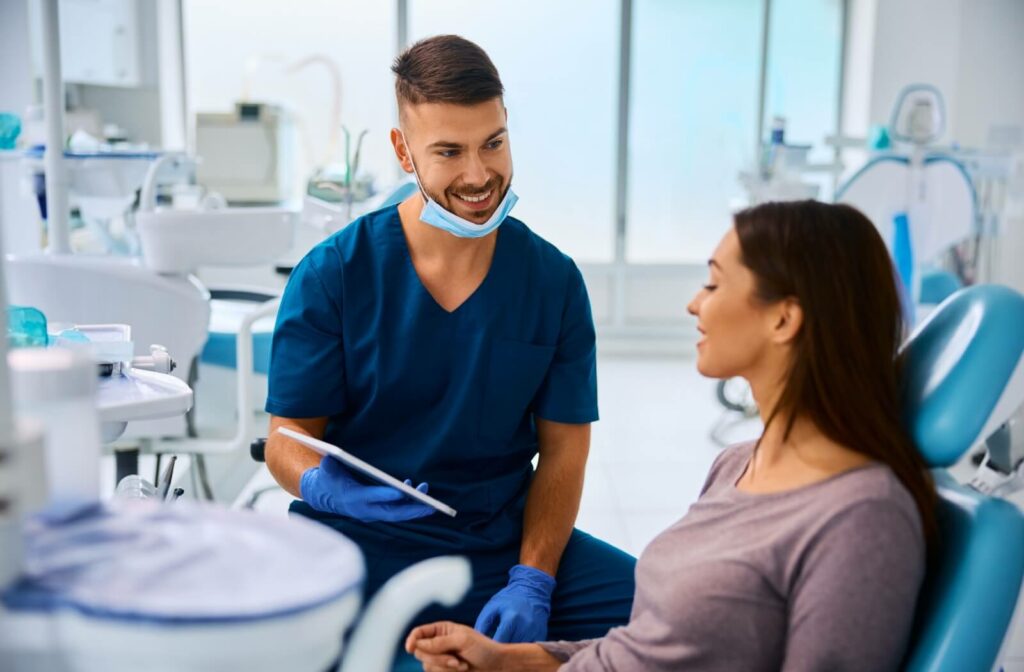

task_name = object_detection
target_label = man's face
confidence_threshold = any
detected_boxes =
[392,98,512,223]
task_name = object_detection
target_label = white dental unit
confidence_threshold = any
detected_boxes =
[836,85,984,314]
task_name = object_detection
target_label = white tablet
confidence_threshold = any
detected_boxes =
[277,427,457,517]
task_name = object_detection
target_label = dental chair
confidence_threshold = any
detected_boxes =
[900,284,1024,671]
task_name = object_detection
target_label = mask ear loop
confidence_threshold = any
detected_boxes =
[399,131,431,202]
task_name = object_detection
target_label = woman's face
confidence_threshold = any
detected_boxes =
[686,228,779,379]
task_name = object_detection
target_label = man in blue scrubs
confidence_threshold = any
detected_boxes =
[265,35,634,652]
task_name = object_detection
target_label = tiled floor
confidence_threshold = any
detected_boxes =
[237,354,1024,668]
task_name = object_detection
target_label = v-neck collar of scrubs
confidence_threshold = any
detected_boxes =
[391,209,506,317]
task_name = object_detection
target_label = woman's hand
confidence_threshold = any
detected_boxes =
[405,621,506,671]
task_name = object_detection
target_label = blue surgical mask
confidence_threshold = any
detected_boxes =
[402,132,518,239]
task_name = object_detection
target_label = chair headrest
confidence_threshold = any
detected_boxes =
[900,285,1024,467]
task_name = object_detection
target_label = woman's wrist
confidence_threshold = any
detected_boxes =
[499,643,561,672]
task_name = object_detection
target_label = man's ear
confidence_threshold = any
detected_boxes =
[390,128,413,174]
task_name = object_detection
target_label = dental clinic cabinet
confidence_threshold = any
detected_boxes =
[28,0,142,88]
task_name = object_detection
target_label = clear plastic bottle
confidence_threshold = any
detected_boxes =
[761,116,787,180]
[770,115,786,145]
[114,474,157,500]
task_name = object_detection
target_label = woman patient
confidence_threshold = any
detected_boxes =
[405,200,936,671]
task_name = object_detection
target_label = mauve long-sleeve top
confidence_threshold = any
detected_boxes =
[540,442,925,671]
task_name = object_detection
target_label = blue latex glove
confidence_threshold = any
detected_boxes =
[474,564,557,643]
[299,455,436,522]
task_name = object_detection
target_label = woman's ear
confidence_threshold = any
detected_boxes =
[771,298,803,345]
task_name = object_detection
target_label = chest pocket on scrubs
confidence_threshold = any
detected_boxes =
[479,339,556,442]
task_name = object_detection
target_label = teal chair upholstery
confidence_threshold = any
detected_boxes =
[201,289,277,375]
[920,269,963,306]
[201,331,274,375]
[900,284,1024,671]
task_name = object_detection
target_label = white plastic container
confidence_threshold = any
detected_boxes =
[7,347,101,504]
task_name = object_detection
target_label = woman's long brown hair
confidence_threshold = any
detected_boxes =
[733,200,937,546]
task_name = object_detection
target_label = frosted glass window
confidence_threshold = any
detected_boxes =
[626,0,763,263]
[763,0,843,199]
[410,0,619,262]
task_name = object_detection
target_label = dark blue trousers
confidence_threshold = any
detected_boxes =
[291,504,636,671]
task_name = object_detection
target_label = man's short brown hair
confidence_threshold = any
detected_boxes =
[392,35,504,114]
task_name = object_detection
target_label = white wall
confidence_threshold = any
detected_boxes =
[0,1,34,120]
[841,0,1024,293]
[845,0,1024,149]
[957,0,1024,295]
[953,0,1024,148]
[182,0,399,200]
[869,0,962,137]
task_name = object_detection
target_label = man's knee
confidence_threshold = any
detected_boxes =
[558,528,637,587]
[547,529,636,640]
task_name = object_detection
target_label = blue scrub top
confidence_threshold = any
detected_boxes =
[266,205,598,553]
